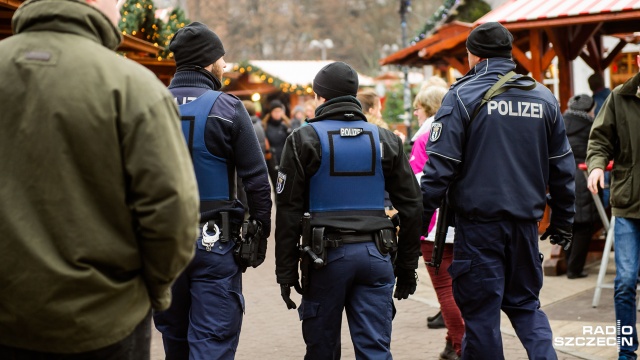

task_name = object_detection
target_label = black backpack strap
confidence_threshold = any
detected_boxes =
[469,71,538,123]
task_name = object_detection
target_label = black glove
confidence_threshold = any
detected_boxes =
[252,235,267,268]
[280,282,303,310]
[394,267,417,300]
[540,224,572,250]
[390,213,400,228]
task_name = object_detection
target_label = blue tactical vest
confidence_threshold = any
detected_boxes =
[179,90,230,201]
[308,120,385,213]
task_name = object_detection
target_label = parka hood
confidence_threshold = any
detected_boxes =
[13,0,122,50]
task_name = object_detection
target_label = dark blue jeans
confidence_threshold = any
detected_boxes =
[0,312,151,360]
[614,217,640,360]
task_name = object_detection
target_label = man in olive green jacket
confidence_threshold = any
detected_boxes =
[0,0,199,358]
[587,54,640,360]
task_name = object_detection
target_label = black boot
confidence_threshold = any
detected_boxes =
[427,310,446,329]
[427,310,441,322]
[439,340,459,360]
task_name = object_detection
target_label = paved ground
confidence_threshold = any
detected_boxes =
[150,216,622,359]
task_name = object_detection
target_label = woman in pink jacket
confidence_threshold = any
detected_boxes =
[409,84,464,360]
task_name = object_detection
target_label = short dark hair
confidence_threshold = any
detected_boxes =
[588,73,605,92]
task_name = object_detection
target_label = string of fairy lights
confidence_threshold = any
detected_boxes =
[231,62,315,95]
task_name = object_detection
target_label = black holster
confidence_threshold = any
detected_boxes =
[375,228,398,256]
[233,219,262,273]
[300,213,327,294]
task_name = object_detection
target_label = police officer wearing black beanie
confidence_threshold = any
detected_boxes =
[153,22,272,359]
[421,21,575,359]
[275,61,422,358]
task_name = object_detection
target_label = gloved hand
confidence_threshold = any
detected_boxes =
[394,267,417,300]
[540,224,572,250]
[252,236,267,268]
[280,282,302,310]
[390,213,400,228]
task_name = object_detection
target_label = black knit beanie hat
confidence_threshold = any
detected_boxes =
[169,22,225,68]
[269,100,285,111]
[313,61,359,100]
[568,94,595,112]
[466,22,513,59]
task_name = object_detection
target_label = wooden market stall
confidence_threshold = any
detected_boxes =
[1,0,176,84]
[223,60,375,113]
[380,21,473,82]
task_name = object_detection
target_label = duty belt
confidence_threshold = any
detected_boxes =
[324,232,374,248]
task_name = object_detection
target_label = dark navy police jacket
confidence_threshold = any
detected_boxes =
[169,70,272,235]
[421,58,575,227]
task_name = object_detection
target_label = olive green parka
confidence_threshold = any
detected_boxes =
[0,0,199,353]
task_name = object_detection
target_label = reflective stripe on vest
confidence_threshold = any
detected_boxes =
[179,90,229,201]
[308,120,385,213]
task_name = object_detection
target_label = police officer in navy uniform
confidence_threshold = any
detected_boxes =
[421,23,575,359]
[152,22,272,360]
[275,61,423,359]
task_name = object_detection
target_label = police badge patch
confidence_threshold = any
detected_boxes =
[276,171,287,194]
[430,122,442,142]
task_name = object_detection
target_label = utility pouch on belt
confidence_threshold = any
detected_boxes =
[375,228,398,255]
[312,227,327,265]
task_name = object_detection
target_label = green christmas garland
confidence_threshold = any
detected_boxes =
[119,1,189,59]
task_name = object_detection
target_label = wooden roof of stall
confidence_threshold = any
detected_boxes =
[379,21,473,74]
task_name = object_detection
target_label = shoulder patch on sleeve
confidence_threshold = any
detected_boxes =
[276,171,287,194]
[429,122,443,142]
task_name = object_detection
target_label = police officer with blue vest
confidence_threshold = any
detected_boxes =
[152,22,272,360]
[420,23,575,359]
[275,61,422,359]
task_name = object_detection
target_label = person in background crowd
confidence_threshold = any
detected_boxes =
[243,100,269,165]
[588,73,613,207]
[563,94,599,279]
[276,61,422,359]
[421,75,449,91]
[588,73,612,116]
[237,100,270,215]
[304,99,317,121]
[153,22,272,359]
[262,99,292,191]
[411,83,449,144]
[0,0,199,358]
[290,104,305,130]
[587,53,640,360]
[421,22,575,359]
[409,86,463,359]
[357,88,406,143]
